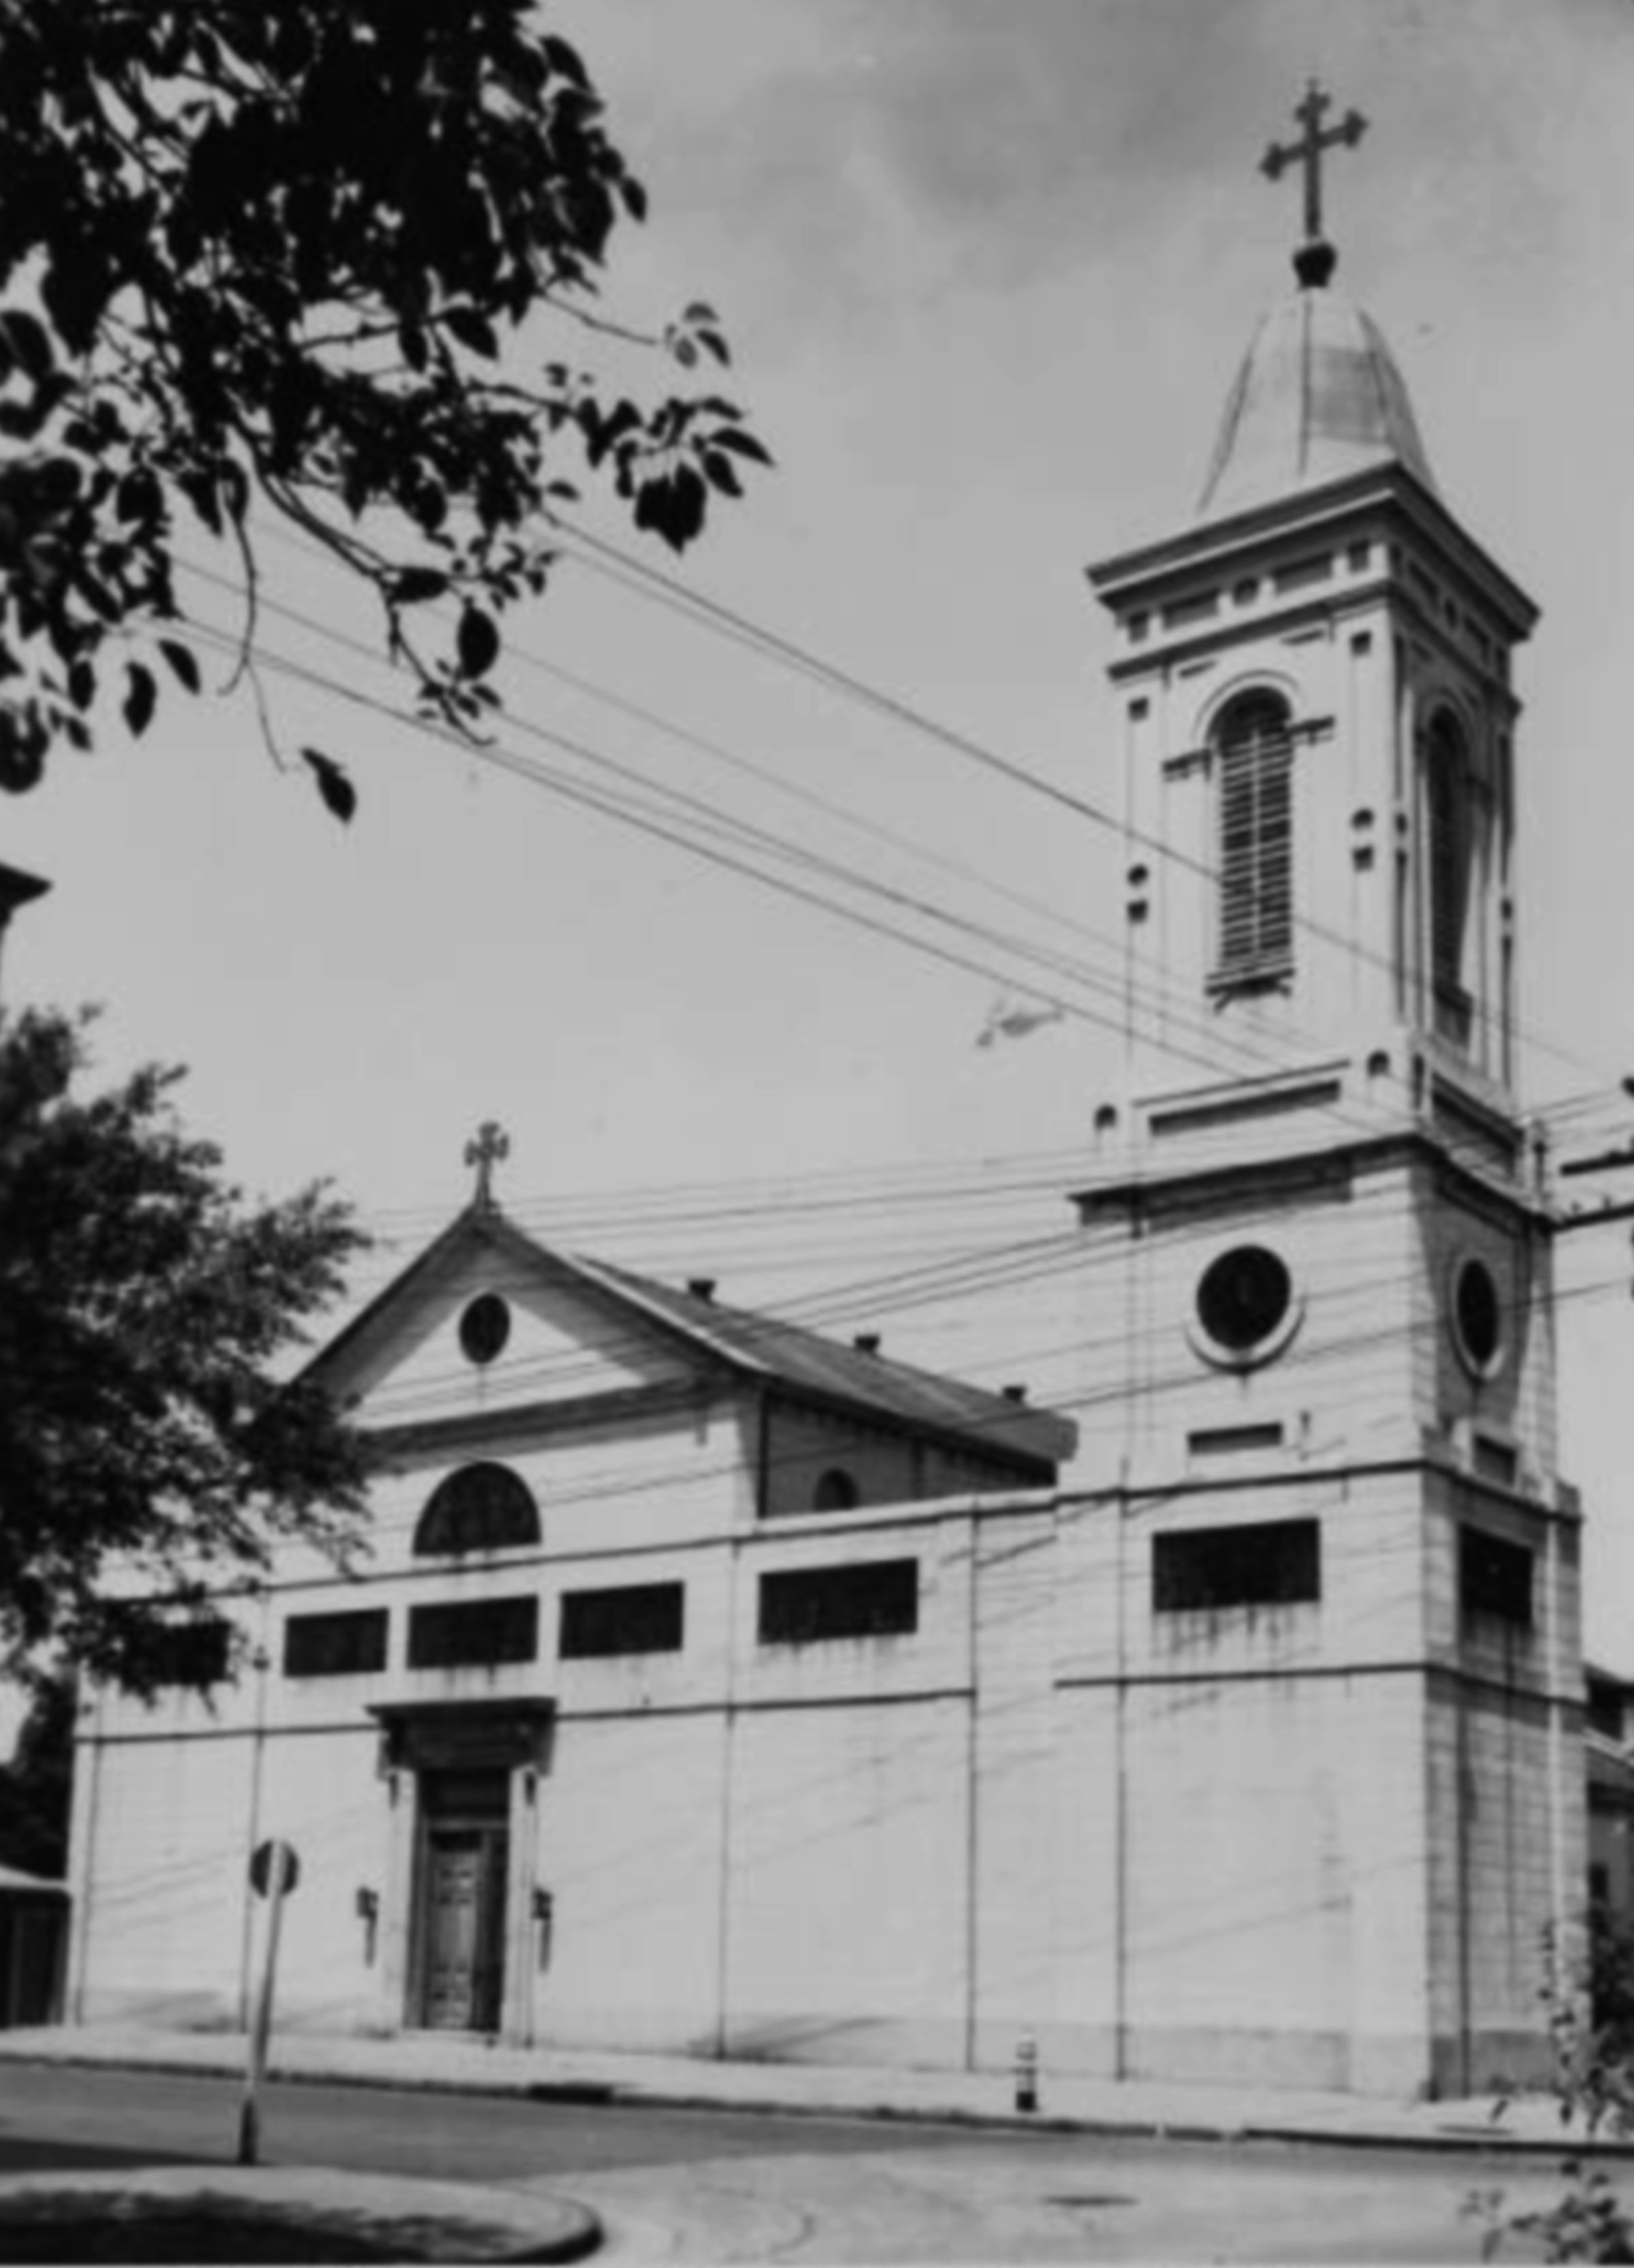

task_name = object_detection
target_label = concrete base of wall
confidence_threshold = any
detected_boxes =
[720,2011,966,2071]
[71,1985,1557,2104]
[991,2020,1486,2101]
[77,1988,239,2032]
[1430,2028,1556,2101]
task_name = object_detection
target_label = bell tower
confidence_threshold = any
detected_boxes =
[1063,89,1582,2098]
[1090,80,1535,1156]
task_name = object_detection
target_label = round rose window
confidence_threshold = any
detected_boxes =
[1196,1245,1293,1356]
[1452,1257,1503,1376]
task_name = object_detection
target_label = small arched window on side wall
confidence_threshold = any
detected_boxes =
[1426,709,1475,1049]
[812,1468,861,1513]
[1212,692,1294,991]
[413,1462,541,1556]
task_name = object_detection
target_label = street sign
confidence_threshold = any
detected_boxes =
[249,1838,300,1899]
[239,1838,299,2165]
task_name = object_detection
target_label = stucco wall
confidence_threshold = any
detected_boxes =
[535,1710,726,2054]
[67,1469,1575,2095]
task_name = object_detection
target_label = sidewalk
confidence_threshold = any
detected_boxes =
[0,2021,1619,2157]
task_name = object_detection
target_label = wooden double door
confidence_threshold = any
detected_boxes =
[413,1770,509,2033]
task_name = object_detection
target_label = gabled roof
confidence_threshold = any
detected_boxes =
[306,1204,1076,1478]
[571,1253,1076,1473]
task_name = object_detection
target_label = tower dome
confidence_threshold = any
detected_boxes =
[1196,276,1437,524]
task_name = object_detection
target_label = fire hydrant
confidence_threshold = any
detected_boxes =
[1014,2033,1039,2114]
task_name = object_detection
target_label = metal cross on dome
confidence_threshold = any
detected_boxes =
[1260,78,1367,280]
[464,1120,510,1211]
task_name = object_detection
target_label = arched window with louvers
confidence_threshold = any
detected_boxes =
[1212,691,1295,990]
[1425,708,1477,1049]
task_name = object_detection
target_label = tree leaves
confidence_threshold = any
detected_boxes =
[707,426,773,467]
[0,705,48,793]
[541,33,590,90]
[0,1674,74,1879]
[0,1006,369,1696]
[634,460,709,551]
[457,605,500,680]
[0,309,53,383]
[443,304,499,359]
[391,568,451,607]
[0,0,773,806]
[123,662,157,738]
[159,640,200,693]
[301,746,356,823]
[667,301,731,369]
[703,450,743,497]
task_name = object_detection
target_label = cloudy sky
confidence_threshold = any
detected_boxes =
[9,0,1634,1655]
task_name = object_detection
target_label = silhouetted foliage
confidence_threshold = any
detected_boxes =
[0,1006,369,1695]
[0,1670,74,1878]
[0,1,771,814]
[1476,1914,1634,2262]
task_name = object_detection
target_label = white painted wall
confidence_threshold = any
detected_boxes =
[68,1465,1573,2094]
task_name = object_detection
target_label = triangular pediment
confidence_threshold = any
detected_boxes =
[305,1210,710,1433]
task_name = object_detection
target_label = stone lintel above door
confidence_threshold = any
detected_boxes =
[369,1698,556,1778]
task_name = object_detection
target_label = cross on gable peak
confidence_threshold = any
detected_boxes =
[1260,76,1368,289]
[464,1120,511,1212]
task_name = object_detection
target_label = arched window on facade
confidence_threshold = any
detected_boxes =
[1426,709,1475,1048]
[812,1468,861,1513]
[1213,692,1294,988]
[413,1462,541,1556]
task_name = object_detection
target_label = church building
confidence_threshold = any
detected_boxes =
[65,89,1582,2099]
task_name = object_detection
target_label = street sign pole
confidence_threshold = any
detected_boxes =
[238,1838,297,2167]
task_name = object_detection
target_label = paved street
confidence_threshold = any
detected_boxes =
[0,2062,1581,2261]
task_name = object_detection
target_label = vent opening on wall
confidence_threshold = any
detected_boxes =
[1153,1518,1319,1613]
[1187,1423,1284,1456]
[149,1621,233,1689]
[1472,1434,1520,1488]
[284,1609,389,1679]
[758,1559,918,1645]
[408,1596,539,1670]
[1459,1527,1533,1628]
[560,1582,684,1659]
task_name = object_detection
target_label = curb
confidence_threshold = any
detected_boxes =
[5,2043,1633,2160]
[0,2165,602,2265]
[1236,2122,1634,2161]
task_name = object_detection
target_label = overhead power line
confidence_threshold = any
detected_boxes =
[551,520,1611,1096]
[179,571,1627,1202]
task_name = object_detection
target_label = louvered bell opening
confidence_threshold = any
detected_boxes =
[1214,698,1294,987]
[1427,720,1474,1047]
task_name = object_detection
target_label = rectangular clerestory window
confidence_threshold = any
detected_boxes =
[559,1582,684,1659]
[1153,1518,1320,1613]
[758,1559,918,1645]
[283,1608,389,1678]
[407,1596,538,1670]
